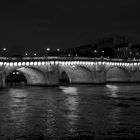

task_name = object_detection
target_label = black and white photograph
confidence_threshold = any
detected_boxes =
[0,0,140,139]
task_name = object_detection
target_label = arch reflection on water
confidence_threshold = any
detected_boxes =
[60,86,79,132]
[8,89,28,130]
[106,84,119,98]
[106,84,121,129]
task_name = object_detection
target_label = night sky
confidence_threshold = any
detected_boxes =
[0,0,140,56]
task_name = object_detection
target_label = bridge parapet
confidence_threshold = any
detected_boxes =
[0,57,140,87]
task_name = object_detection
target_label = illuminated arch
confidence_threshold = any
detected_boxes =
[106,66,130,82]
[5,67,48,86]
[60,65,93,83]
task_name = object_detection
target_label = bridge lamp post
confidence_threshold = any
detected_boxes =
[68,54,71,57]
[2,47,6,57]
[136,53,139,59]
[46,48,50,56]
[2,48,6,51]
[93,50,97,57]
[57,48,60,57]
[102,50,104,58]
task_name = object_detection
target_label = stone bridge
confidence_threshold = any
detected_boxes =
[0,57,140,88]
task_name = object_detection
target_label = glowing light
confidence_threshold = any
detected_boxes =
[57,48,60,52]
[68,61,71,65]
[55,61,58,65]
[0,62,3,65]
[16,72,20,74]
[30,62,33,65]
[38,62,41,65]
[90,62,93,65]
[62,62,65,66]
[94,50,97,53]
[34,62,37,66]
[26,62,29,66]
[46,61,49,65]
[18,62,21,66]
[14,62,17,66]
[22,62,25,66]
[73,61,76,65]
[65,61,67,65]
[10,62,13,66]
[2,48,6,51]
[46,48,50,51]
[6,62,9,66]
[88,62,91,65]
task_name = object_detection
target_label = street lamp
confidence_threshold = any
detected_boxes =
[34,53,37,56]
[46,48,50,51]
[94,50,97,53]
[57,48,60,57]
[46,48,50,56]
[25,53,28,56]
[57,48,60,52]
[2,48,7,57]
[2,48,6,51]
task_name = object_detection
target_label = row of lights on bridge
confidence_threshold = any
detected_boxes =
[0,61,140,67]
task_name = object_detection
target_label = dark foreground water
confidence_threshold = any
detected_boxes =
[0,84,140,140]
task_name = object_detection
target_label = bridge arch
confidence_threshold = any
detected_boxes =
[5,66,48,86]
[59,65,93,83]
[59,71,70,83]
[106,66,130,82]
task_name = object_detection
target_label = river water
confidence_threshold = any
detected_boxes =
[0,84,140,139]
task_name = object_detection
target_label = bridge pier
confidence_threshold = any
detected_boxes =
[0,70,5,88]
[46,65,59,86]
[93,64,106,84]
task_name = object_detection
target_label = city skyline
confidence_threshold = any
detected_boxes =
[0,0,140,55]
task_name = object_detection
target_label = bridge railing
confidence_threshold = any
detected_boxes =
[0,57,140,62]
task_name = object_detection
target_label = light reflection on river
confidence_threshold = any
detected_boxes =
[0,84,140,139]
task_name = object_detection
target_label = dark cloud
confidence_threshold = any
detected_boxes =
[0,0,140,55]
